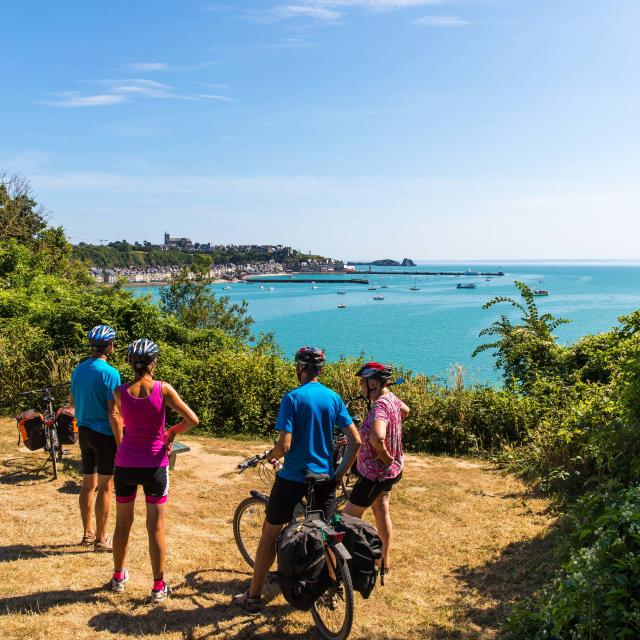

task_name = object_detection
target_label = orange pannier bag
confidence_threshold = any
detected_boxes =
[56,406,78,445]
[17,410,46,451]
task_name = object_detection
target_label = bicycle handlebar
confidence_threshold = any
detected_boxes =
[236,378,406,471]
[19,382,70,397]
[237,451,269,472]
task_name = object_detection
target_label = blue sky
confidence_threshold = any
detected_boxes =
[1,1,639,260]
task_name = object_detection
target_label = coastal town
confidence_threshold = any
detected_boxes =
[87,232,348,284]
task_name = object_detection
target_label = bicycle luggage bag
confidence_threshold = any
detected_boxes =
[334,512,383,598]
[16,410,46,451]
[277,521,331,610]
[56,406,78,445]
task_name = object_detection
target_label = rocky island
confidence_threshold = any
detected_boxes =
[348,258,416,267]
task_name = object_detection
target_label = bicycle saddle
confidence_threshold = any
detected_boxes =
[304,470,331,484]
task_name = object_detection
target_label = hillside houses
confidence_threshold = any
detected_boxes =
[90,260,286,285]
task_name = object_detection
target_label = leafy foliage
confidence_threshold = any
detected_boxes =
[0,174,48,245]
[507,484,640,639]
[473,281,569,391]
[159,256,253,339]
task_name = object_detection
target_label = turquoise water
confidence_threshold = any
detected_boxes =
[132,264,640,385]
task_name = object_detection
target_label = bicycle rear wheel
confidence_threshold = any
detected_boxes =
[311,552,354,640]
[233,496,267,568]
[48,427,58,480]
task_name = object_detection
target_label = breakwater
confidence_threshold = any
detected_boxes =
[244,277,369,284]
[361,270,505,277]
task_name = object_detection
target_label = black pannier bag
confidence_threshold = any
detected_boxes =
[56,406,78,445]
[16,410,46,451]
[277,521,331,610]
[333,512,383,598]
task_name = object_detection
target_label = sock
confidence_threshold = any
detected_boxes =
[113,570,125,581]
[153,578,165,591]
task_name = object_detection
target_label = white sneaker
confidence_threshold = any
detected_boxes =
[110,569,129,593]
[150,582,172,602]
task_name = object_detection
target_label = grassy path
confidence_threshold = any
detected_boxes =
[0,418,556,639]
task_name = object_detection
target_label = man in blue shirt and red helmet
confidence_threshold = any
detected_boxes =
[233,346,361,611]
[70,324,122,552]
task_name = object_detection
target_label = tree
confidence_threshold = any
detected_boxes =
[159,255,253,340]
[472,281,569,391]
[0,174,48,245]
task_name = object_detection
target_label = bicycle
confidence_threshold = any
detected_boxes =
[18,382,71,480]
[235,464,355,640]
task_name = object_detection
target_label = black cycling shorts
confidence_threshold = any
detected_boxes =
[79,426,117,476]
[348,471,403,508]
[114,466,169,504]
[266,474,337,525]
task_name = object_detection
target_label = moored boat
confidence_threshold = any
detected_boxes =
[456,283,477,289]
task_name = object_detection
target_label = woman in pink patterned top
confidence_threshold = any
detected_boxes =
[343,362,410,573]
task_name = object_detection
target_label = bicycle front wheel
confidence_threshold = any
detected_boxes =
[311,552,355,640]
[233,496,267,568]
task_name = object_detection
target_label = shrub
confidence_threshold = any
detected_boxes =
[506,484,640,639]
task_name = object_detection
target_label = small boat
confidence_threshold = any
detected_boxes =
[533,289,550,296]
[223,286,232,290]
[410,285,420,291]
[381,284,389,289]
[456,283,477,289]
[373,295,385,301]
[337,304,347,309]
[259,285,264,290]
[311,286,319,289]
[268,287,275,291]
[485,278,491,281]
[368,287,377,291]
[337,291,346,295]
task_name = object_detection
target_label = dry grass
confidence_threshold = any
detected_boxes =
[0,418,557,639]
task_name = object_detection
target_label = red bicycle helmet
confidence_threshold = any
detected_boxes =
[355,362,392,381]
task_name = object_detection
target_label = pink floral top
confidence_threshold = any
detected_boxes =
[356,392,404,481]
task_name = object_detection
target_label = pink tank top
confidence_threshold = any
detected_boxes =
[115,380,168,468]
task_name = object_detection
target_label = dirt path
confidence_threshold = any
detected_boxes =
[0,419,556,639]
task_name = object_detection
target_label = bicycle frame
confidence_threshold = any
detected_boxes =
[303,482,351,563]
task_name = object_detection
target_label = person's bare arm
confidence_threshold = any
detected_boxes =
[398,399,410,419]
[163,383,199,445]
[68,393,74,409]
[370,419,393,466]
[334,423,361,483]
[267,430,292,467]
[109,391,123,447]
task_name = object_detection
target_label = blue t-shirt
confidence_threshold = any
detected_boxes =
[276,381,353,483]
[70,357,121,436]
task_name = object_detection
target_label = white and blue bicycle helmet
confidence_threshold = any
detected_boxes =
[127,338,160,369]
[88,324,116,348]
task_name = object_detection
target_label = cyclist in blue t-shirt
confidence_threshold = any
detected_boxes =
[69,325,122,552]
[233,346,361,612]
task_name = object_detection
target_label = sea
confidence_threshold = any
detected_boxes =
[131,263,640,386]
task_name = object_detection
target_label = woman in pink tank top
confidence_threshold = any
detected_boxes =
[110,338,199,601]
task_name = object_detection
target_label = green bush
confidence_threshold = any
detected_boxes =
[507,484,640,639]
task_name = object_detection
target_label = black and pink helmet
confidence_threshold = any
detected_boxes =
[355,362,392,381]
[295,346,326,368]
